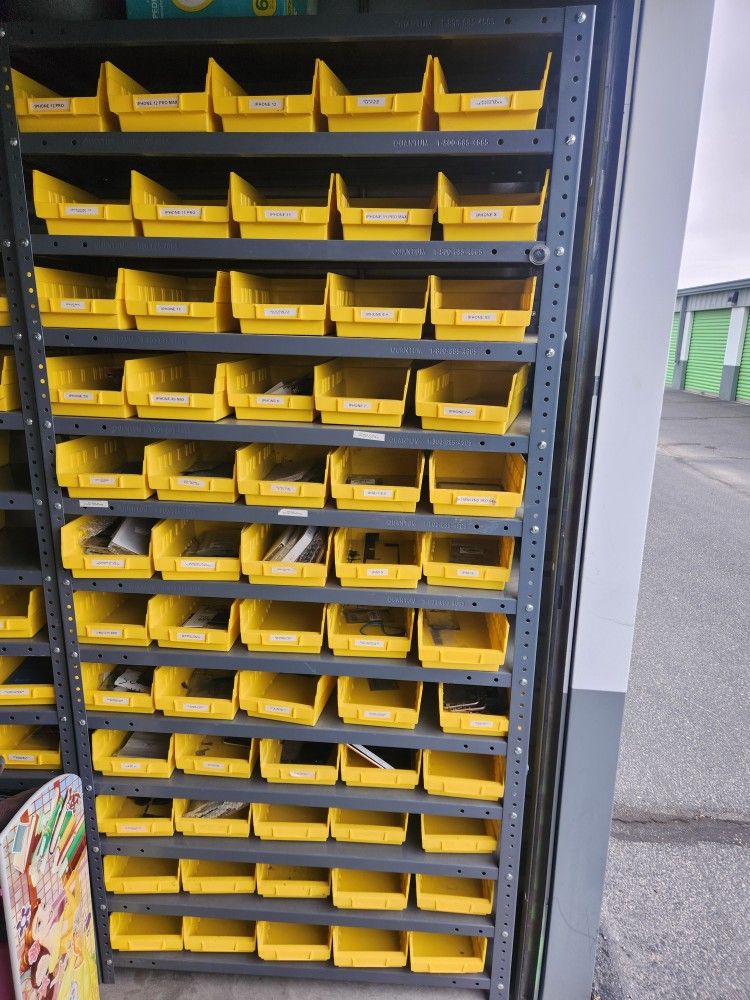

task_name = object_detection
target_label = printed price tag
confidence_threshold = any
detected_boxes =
[289,769,314,779]
[468,209,504,221]
[263,208,299,221]
[269,483,296,495]
[443,405,477,417]
[102,695,129,706]
[7,754,34,763]
[149,392,190,405]
[0,688,30,698]
[157,206,202,219]
[179,559,216,571]
[269,633,296,643]
[89,627,123,638]
[79,499,111,508]
[456,495,495,506]
[456,568,480,578]
[270,566,296,575]
[353,430,385,442]
[30,98,71,112]
[469,718,495,728]
[469,95,510,109]
[263,307,297,318]
[134,95,179,109]
[359,309,395,321]
[182,702,209,713]
[118,762,142,771]
[357,95,387,107]
[264,704,292,715]
[460,311,498,323]
[176,477,205,489]
[248,97,283,111]
[255,396,284,407]
[278,508,308,517]
[89,476,116,486]
[63,205,99,217]
[362,488,393,499]
[120,824,147,833]
[365,567,389,577]
[59,299,86,311]
[363,210,408,223]
[363,709,391,719]
[154,303,189,315]
[89,558,125,569]
[175,631,207,643]
[354,638,385,649]
[342,400,373,411]
[63,390,94,401]
[201,761,226,771]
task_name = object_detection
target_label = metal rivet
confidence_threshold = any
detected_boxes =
[525,604,534,613]
[576,10,587,22]
[506,873,513,882]
[515,747,523,756]
[545,348,555,358]
[511,812,518,821]
[60,716,67,723]
[530,526,540,535]
[2,240,10,248]
[555,246,565,257]
[44,575,51,582]
[521,678,528,687]
[20,238,29,247]
[34,332,42,341]
[71,651,78,659]
[498,985,505,992]
[53,647,61,654]
[9,137,17,146]
[502,931,509,940]
[85,784,93,792]
[35,499,43,506]
[100,904,107,911]
[105,959,113,966]
[538,441,548,450]
[25,418,33,426]
[14,332,21,340]
[92,846,100,854]
[54,503,62,510]
[0,29,5,37]
[43,420,52,429]
[79,719,86,726]
[565,134,577,146]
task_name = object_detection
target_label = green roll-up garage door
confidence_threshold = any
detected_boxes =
[665,312,680,385]
[736,312,750,401]
[684,308,730,395]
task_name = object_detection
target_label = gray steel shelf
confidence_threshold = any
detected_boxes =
[0,768,61,786]
[93,773,503,820]
[0,470,33,510]
[0,326,11,346]
[0,412,24,431]
[0,528,41,585]
[0,706,58,725]
[0,629,51,657]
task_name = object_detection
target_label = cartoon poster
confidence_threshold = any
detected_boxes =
[0,774,100,1000]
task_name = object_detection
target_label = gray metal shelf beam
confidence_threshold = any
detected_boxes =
[0,707,58,726]
[0,630,50,657]
[0,413,24,431]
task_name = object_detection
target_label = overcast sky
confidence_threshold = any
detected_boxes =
[678,0,750,288]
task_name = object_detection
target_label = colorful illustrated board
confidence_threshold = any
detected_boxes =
[0,775,100,1000]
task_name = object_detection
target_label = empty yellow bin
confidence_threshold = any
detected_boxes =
[330,447,424,513]
[180,859,256,894]
[422,533,515,590]
[0,355,18,412]
[241,522,331,587]
[340,745,421,790]
[257,922,332,962]
[82,662,155,714]
[96,794,174,837]
[211,57,323,133]
[337,676,422,729]
[104,856,180,895]
[230,172,336,240]
[0,586,45,639]
[333,927,408,969]
[123,270,236,333]
[429,451,525,517]
[110,913,183,953]
[56,437,152,500]
[74,590,151,646]
[320,57,435,132]
[230,273,331,337]
[0,725,60,768]
[174,798,252,838]
[314,358,411,427]
[330,809,408,845]
[145,439,238,503]
[184,917,256,954]
[429,275,537,342]
[237,442,329,508]
[152,519,242,581]
[226,357,316,421]
[423,749,505,801]
[336,174,435,241]
[175,733,257,779]
[415,361,529,434]
[61,515,154,579]
[35,266,133,330]
[409,931,487,974]
[239,672,335,726]
[92,728,175,778]
[0,656,54,705]
[333,528,421,589]
[252,803,329,842]
[438,170,550,242]
[418,609,509,671]
[434,52,552,131]
[153,667,239,720]
[148,595,240,652]
[256,864,330,899]
[416,874,495,916]
[0,282,8,325]
[330,274,428,340]
[241,599,326,655]
[105,60,218,132]
[420,814,500,854]
[47,353,132,418]
[327,603,414,659]
[32,170,139,237]
[13,64,116,132]
[259,739,340,785]
[439,684,509,737]
[131,172,235,239]
[332,868,410,911]
[124,353,232,421]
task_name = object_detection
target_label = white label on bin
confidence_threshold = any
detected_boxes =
[134,95,179,109]
[1,687,30,698]
[182,702,209,713]
[361,487,393,499]
[269,633,296,643]
[363,210,408,223]
[289,769,314,779]
[201,760,226,771]
[30,98,71,112]
[149,392,190,405]
[63,390,94,401]
[353,430,385,442]
[7,754,34,762]
[89,627,122,638]
[270,565,295,575]
[357,96,387,107]
[456,495,495,506]
[269,484,296,495]
[363,709,391,719]
[256,396,284,407]
[90,476,116,486]
[118,762,142,771]
[157,206,202,219]
[278,508,308,517]
[443,405,477,417]
[179,558,216,571]
[119,823,146,833]
[63,205,98,217]
[89,557,125,569]
[263,307,297,318]
[469,95,509,109]
[456,568,480,578]
[154,303,189,315]
[359,309,395,321]
[263,208,299,221]
[365,567,389,577]
[342,400,373,411]
[80,499,111,508]
[175,630,206,643]
[469,718,495,728]
[354,638,385,649]
[461,311,498,323]
[59,299,86,311]
[264,704,291,715]
[102,695,129,706]
[248,97,284,111]
[468,209,504,221]
[176,477,205,489]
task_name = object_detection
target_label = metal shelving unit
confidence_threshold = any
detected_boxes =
[0,4,594,997]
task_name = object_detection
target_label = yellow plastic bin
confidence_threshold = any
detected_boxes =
[330,274,428,340]
[330,808,408,845]
[330,447,424,514]
[47,353,133,418]
[333,528,421,589]
[256,864,330,899]
[241,522,331,587]
[423,749,505,801]
[438,684,509,737]
[131,172,235,239]
[174,798,252,838]
[340,745,421,790]
[152,519,242,581]
[0,656,55,705]
[437,171,550,242]
[56,437,152,501]
[320,57,435,132]
[123,270,237,333]
[0,725,60,768]
[422,533,515,590]
[124,353,232,421]
[0,282,8,325]
[409,932,487,974]
[259,739,340,785]
[333,927,408,969]
[175,733,257,779]
[420,814,500,854]
[241,599,326,655]
[416,874,495,916]
[429,275,537,342]
[230,172,336,240]
[434,52,552,131]
[184,917,256,954]
[327,603,414,659]
[148,595,240,652]
[180,859,256,894]
[104,856,180,895]
[153,667,239,720]
[0,586,45,639]
[239,672,335,726]
[0,355,19,412]
[336,174,435,241]
[237,442,329,509]
[314,358,411,427]
[74,590,151,647]
[82,662,155,714]
[105,60,218,132]
[61,515,154,579]
[337,676,422,730]
[110,913,183,953]
[429,451,525,518]
[332,868,410,911]
[32,170,139,237]
[92,729,175,778]
[230,273,331,337]
[252,803,329,842]
[12,64,116,132]
[226,357,316,421]
[418,609,509,671]
[145,439,238,504]
[415,361,529,435]
[257,922,332,962]
[96,794,174,837]
[211,57,323,133]
[35,266,134,330]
